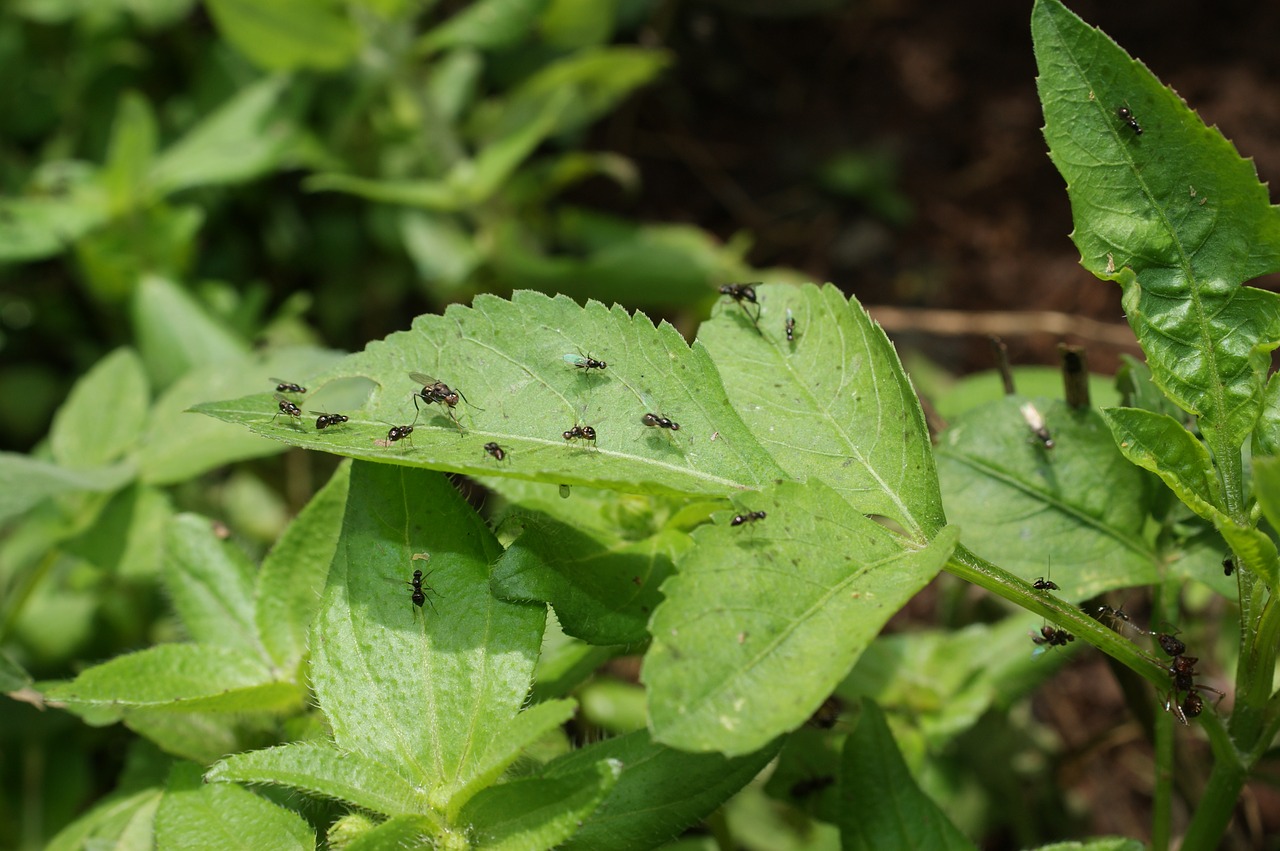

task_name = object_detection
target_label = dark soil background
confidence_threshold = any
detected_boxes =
[592,1,1280,848]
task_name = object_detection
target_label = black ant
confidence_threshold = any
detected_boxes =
[313,412,349,430]
[563,351,607,371]
[483,442,507,462]
[563,424,597,448]
[641,413,680,431]
[1094,603,1141,636]
[784,308,796,342]
[731,510,767,526]
[1031,624,1075,648]
[409,372,478,425]
[1033,577,1059,591]
[374,424,415,448]
[404,568,439,615]
[1223,554,1235,576]
[271,378,307,394]
[1117,105,1143,135]
[272,393,303,424]
[719,282,762,334]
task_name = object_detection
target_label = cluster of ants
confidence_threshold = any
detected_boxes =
[266,284,796,460]
[1031,572,1224,725]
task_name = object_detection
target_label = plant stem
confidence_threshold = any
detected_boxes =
[1177,719,1246,851]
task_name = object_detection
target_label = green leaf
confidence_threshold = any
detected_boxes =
[938,397,1158,598]
[0,648,32,691]
[150,75,299,195]
[1034,0,1280,450]
[837,700,976,851]
[256,462,350,671]
[0,453,132,523]
[44,643,296,711]
[310,462,546,804]
[73,202,203,302]
[101,92,159,213]
[195,292,783,497]
[1102,407,1224,521]
[63,482,174,580]
[1253,457,1280,536]
[208,742,432,816]
[643,479,959,755]
[549,729,780,851]
[491,515,688,645]
[155,762,314,851]
[417,0,549,54]
[701,283,945,538]
[459,760,620,851]
[0,189,110,263]
[45,786,163,851]
[131,275,248,390]
[123,708,279,764]
[1254,371,1280,456]
[933,366,1121,421]
[163,514,262,654]
[340,816,439,849]
[138,346,345,484]
[49,347,149,468]
[205,0,360,71]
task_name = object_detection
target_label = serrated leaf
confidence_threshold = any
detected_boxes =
[205,0,360,71]
[938,397,1158,598]
[459,759,620,851]
[1035,0,1280,451]
[155,762,314,851]
[150,75,299,195]
[0,453,132,523]
[50,347,149,469]
[644,479,959,755]
[195,292,784,497]
[310,461,546,805]
[417,0,549,54]
[549,729,780,851]
[1102,407,1224,520]
[163,514,263,654]
[342,815,439,849]
[256,462,350,670]
[44,643,295,711]
[208,742,432,816]
[491,515,688,645]
[699,283,945,538]
[837,700,976,851]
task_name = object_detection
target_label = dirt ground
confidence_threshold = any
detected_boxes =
[594,0,1280,847]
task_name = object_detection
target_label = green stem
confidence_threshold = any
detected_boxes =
[1151,707,1174,851]
[944,544,1168,688]
[1178,709,1247,851]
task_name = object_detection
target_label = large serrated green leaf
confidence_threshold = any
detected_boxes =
[195,292,783,497]
[700,283,945,539]
[938,397,1157,598]
[208,742,432,816]
[155,762,314,851]
[44,643,294,711]
[310,462,545,806]
[548,729,780,851]
[1034,0,1280,451]
[644,479,959,755]
[837,700,976,851]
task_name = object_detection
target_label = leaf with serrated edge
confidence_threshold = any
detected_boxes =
[1035,0,1280,451]
[208,742,433,817]
[550,729,781,851]
[44,644,296,711]
[699,283,945,538]
[195,292,784,497]
[1103,407,1224,521]
[156,762,313,851]
[644,478,959,755]
[256,462,350,671]
[939,398,1158,599]
[460,760,620,851]
[837,700,977,851]
[310,461,545,807]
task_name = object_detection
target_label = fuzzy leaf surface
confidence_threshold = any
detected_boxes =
[310,461,546,807]
[644,479,958,755]
[699,283,945,538]
[938,397,1157,598]
[1035,0,1280,450]
[460,760,620,851]
[163,514,263,655]
[155,762,313,851]
[195,292,783,497]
